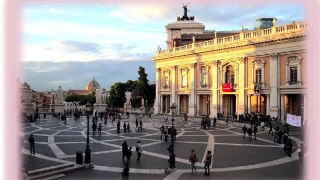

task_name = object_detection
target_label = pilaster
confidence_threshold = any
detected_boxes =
[269,53,279,117]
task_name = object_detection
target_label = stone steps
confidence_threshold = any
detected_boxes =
[27,163,84,180]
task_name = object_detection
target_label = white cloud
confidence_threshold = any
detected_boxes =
[108,3,168,24]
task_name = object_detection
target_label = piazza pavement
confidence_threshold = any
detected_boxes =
[21,114,303,180]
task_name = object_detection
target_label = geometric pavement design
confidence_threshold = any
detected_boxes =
[21,115,301,179]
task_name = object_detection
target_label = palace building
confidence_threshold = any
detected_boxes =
[152,8,307,122]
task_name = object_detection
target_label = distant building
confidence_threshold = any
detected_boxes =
[152,6,307,122]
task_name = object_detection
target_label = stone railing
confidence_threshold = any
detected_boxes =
[157,22,307,55]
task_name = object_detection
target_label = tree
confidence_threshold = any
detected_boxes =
[65,94,95,106]
[108,82,126,108]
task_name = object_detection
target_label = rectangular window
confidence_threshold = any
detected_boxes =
[202,74,208,86]
[255,69,262,84]
[164,76,169,88]
[290,67,298,84]
[182,75,187,88]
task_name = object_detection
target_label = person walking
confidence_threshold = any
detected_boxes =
[123,122,127,133]
[127,122,131,132]
[122,140,128,162]
[164,127,168,142]
[204,151,212,176]
[117,120,121,134]
[247,127,253,141]
[189,149,198,174]
[92,122,97,136]
[136,141,142,162]
[287,139,293,157]
[269,123,273,136]
[253,125,258,140]
[28,134,35,155]
[126,147,132,163]
[242,125,247,139]
[160,125,164,141]
[139,118,143,130]
[135,119,139,131]
[98,123,102,136]
[213,117,217,127]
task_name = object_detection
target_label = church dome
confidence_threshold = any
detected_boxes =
[86,77,100,92]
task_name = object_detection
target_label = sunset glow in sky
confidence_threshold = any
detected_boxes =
[21,1,305,91]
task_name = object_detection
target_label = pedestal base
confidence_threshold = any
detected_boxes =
[84,163,94,169]
[164,167,176,174]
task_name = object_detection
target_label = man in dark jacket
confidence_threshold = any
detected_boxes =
[122,140,128,162]
[253,125,258,140]
[28,134,35,154]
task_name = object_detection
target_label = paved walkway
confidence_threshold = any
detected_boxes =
[21,115,302,179]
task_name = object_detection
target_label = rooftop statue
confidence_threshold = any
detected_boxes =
[181,2,191,20]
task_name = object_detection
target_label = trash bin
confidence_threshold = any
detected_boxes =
[76,151,83,164]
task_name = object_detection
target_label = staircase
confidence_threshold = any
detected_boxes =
[27,163,84,180]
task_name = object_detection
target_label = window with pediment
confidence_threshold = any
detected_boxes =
[163,70,170,89]
[225,65,235,84]
[252,58,265,86]
[286,55,302,85]
[181,68,188,88]
[200,66,209,87]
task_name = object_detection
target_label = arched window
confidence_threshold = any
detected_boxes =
[181,68,188,88]
[225,65,234,84]
[200,66,209,87]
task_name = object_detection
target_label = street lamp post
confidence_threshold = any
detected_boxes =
[84,102,93,168]
[168,103,176,169]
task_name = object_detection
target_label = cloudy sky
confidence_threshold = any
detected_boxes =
[21,0,305,91]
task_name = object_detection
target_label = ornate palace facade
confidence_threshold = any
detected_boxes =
[152,13,307,121]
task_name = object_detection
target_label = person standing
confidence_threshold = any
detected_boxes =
[204,151,212,176]
[28,134,35,155]
[253,125,258,140]
[98,123,102,136]
[242,125,247,139]
[122,140,128,162]
[247,127,253,141]
[136,141,142,162]
[189,149,198,174]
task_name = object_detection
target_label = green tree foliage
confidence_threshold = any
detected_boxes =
[107,82,126,108]
[65,94,95,106]
[107,66,156,108]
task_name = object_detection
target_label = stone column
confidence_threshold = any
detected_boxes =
[188,63,196,116]
[269,53,279,117]
[237,57,246,114]
[266,94,270,115]
[171,66,177,105]
[177,95,180,115]
[210,60,219,118]
[280,94,285,123]
[248,95,252,113]
[197,94,200,116]
[154,68,160,114]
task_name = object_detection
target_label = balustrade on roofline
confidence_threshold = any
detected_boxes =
[158,22,307,55]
